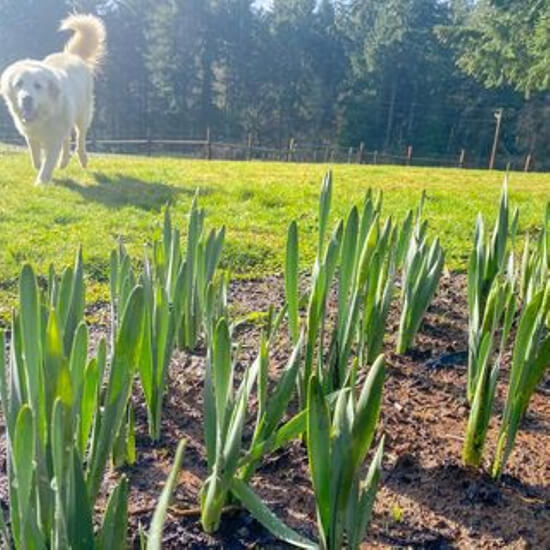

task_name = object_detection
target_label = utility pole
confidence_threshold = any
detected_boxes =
[489,108,503,170]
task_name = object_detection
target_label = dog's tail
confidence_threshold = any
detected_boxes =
[60,14,106,71]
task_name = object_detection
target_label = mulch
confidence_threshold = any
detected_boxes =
[2,273,549,549]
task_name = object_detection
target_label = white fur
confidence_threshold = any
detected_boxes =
[0,14,106,185]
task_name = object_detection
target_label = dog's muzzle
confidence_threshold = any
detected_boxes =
[20,95,37,123]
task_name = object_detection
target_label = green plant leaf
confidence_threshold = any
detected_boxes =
[87,286,144,503]
[285,221,300,344]
[97,476,129,550]
[213,318,232,430]
[67,450,95,549]
[307,375,331,539]
[351,355,385,472]
[13,405,34,529]
[231,478,317,550]
[147,439,186,550]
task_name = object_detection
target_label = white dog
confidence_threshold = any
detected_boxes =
[0,14,106,185]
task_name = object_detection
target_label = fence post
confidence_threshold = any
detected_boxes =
[330,149,335,163]
[489,108,503,170]
[524,153,532,172]
[373,150,378,165]
[347,147,353,164]
[323,145,330,163]
[406,145,413,166]
[459,148,466,168]
[246,133,253,161]
[357,142,364,164]
[205,127,212,160]
[286,138,293,162]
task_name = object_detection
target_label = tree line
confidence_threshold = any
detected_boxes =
[0,0,548,169]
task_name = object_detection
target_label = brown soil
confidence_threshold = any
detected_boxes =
[3,274,550,549]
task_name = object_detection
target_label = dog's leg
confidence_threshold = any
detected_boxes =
[36,139,63,185]
[75,124,88,168]
[26,137,41,171]
[58,137,71,169]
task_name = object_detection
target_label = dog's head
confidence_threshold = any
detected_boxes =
[0,61,60,125]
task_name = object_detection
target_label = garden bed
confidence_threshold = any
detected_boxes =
[62,273,550,549]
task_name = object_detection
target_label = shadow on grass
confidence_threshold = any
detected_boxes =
[57,172,202,211]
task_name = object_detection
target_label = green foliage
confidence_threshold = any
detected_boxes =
[360,215,398,364]
[1,1,546,165]
[87,285,145,501]
[201,312,305,533]
[147,198,226,351]
[439,0,550,95]
[492,269,549,478]
[466,180,514,403]
[520,204,549,302]
[231,478,316,549]
[230,175,393,548]
[463,180,516,466]
[139,262,176,441]
[109,200,226,442]
[201,317,253,533]
[463,188,549,475]
[233,354,386,550]
[239,332,304,482]
[46,246,86,357]
[146,439,187,550]
[462,275,515,467]
[0,264,136,549]
[285,220,300,344]
[284,175,386,398]
[396,199,445,354]
[305,357,385,550]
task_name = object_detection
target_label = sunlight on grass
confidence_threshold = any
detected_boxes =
[0,151,548,318]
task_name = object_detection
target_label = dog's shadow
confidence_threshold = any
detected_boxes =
[57,172,196,211]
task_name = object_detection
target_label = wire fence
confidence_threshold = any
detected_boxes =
[0,131,540,172]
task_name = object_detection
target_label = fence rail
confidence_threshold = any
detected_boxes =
[0,131,539,172]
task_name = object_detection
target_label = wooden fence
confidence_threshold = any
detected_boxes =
[0,131,538,172]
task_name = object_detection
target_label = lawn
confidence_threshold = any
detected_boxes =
[0,150,549,317]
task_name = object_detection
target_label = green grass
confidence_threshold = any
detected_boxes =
[0,151,549,318]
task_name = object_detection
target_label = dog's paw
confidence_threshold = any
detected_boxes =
[59,156,71,170]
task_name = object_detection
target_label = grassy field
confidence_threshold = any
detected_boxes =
[0,150,549,316]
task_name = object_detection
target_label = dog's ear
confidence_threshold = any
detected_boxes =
[48,78,60,100]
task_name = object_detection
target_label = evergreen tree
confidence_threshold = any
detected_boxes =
[0,0,546,168]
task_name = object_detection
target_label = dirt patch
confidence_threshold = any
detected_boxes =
[2,273,549,549]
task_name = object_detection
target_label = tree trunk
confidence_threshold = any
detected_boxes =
[406,81,418,140]
[384,76,398,152]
